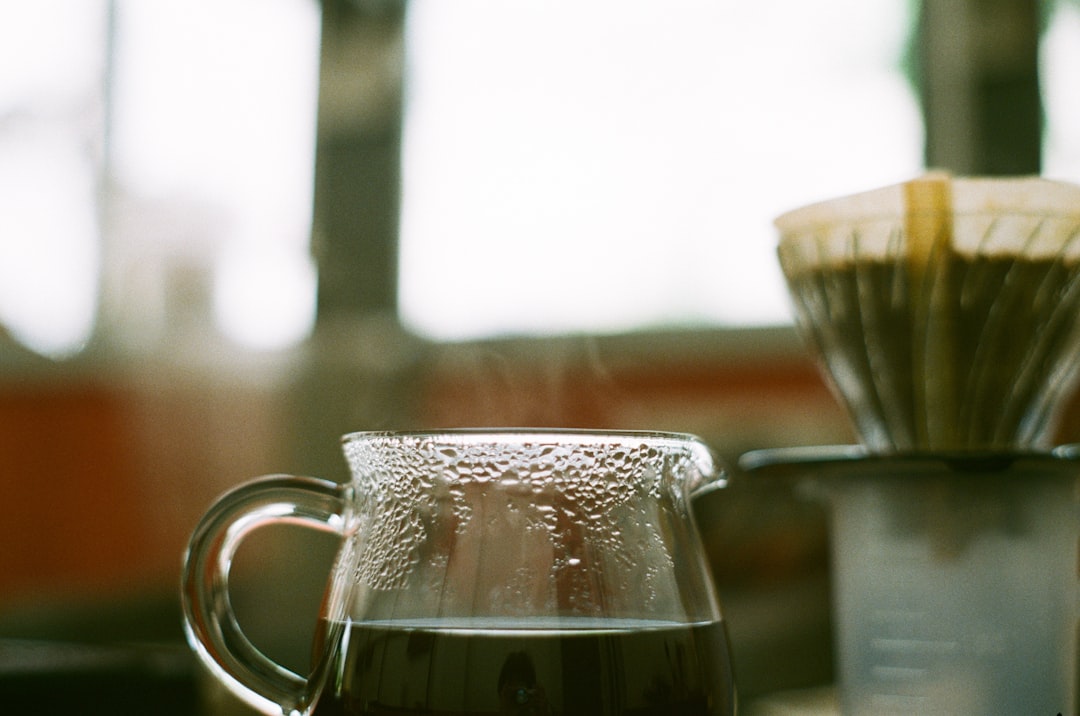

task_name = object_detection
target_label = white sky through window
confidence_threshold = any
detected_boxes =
[0,0,322,357]
[0,1,105,358]
[398,0,924,341]
[1042,1,1080,184]
[111,0,321,351]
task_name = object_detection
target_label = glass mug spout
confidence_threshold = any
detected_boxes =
[181,430,736,716]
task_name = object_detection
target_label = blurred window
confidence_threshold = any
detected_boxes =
[0,0,321,359]
[398,0,924,341]
[0,1,107,358]
[109,0,321,352]
[4,2,1080,356]
[1042,0,1080,181]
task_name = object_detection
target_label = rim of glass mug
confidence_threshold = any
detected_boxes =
[341,428,726,494]
[341,427,713,446]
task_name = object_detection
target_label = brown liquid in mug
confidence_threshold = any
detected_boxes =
[309,619,735,716]
[784,253,1080,449]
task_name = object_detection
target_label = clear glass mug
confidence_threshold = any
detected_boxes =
[181,430,736,716]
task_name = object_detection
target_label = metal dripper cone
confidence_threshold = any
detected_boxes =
[775,175,1080,453]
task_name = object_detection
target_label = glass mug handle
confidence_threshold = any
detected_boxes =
[181,475,350,716]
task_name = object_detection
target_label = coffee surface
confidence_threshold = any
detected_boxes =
[310,619,735,715]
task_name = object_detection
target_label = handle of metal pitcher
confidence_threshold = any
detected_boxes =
[181,475,350,716]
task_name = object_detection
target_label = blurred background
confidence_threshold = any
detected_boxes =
[2,0,1080,713]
